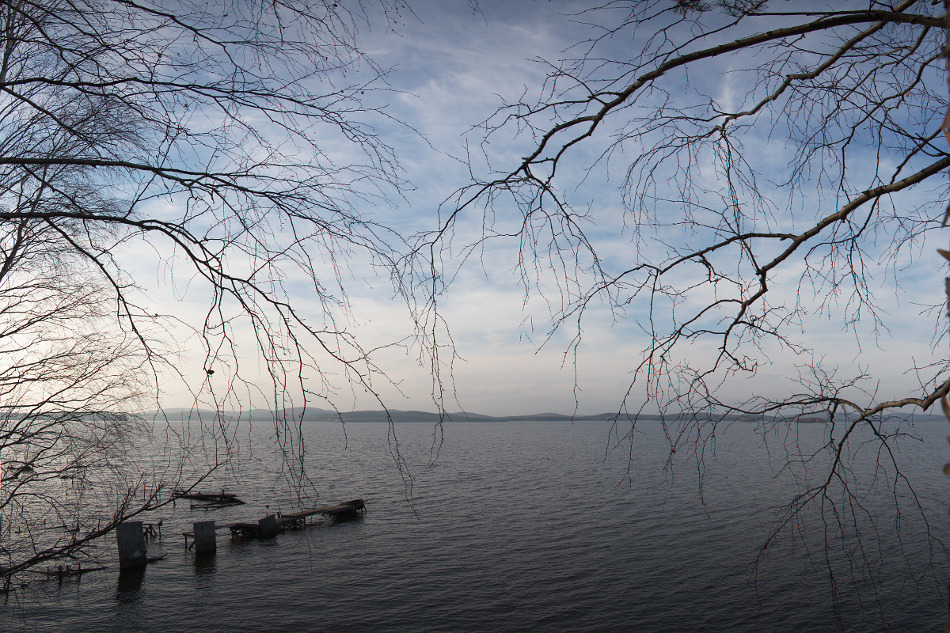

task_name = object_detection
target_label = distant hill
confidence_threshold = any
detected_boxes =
[146,407,641,424]
[144,408,948,425]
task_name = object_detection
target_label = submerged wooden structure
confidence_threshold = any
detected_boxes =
[173,489,245,508]
[228,499,365,539]
[24,562,106,580]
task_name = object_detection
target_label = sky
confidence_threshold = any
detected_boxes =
[135,1,950,418]
[337,0,661,415]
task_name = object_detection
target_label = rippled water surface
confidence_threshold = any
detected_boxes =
[1,418,947,631]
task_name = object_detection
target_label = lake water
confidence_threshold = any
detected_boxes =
[1,418,948,631]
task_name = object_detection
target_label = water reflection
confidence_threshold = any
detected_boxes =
[115,566,145,602]
[192,552,217,597]
[193,554,215,575]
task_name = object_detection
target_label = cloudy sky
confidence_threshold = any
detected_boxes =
[346,1,666,415]
[320,1,946,417]
[145,1,948,418]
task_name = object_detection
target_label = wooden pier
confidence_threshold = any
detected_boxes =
[228,499,365,539]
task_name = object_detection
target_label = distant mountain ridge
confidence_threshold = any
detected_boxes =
[145,408,949,425]
[147,408,643,423]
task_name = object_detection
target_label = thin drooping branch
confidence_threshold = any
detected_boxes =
[418,1,950,620]
[0,0,425,578]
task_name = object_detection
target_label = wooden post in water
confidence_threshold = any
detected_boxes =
[258,514,279,538]
[193,520,216,555]
[117,521,147,569]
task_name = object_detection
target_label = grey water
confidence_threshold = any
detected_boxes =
[1,418,947,632]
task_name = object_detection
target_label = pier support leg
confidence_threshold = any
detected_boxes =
[193,520,216,556]
[116,521,147,569]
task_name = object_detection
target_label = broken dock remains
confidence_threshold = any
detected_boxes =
[228,499,365,539]
[173,488,245,509]
[24,562,107,580]
[117,521,167,569]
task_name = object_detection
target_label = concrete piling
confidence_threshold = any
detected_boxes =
[116,521,147,569]
[193,520,216,555]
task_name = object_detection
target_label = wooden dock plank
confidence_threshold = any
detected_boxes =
[229,499,364,538]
